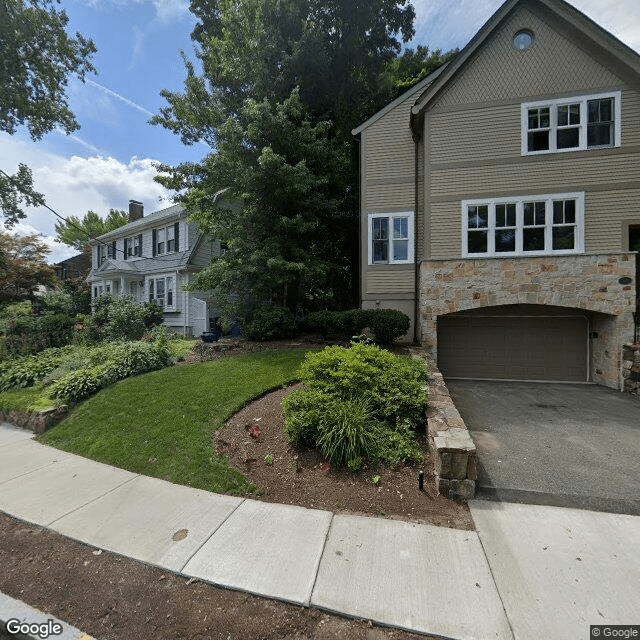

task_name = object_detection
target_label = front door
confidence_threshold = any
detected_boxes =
[129,282,138,300]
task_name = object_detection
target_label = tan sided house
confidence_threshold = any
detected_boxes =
[353,0,640,389]
[87,199,226,337]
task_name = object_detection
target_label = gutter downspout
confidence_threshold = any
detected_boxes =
[411,113,422,345]
[354,134,362,311]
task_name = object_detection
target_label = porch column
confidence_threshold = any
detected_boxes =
[120,275,125,298]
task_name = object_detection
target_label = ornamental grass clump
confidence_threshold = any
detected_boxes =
[283,343,428,470]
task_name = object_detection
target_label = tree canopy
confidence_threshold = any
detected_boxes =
[0,0,96,225]
[154,0,433,318]
[0,231,55,304]
[55,209,129,251]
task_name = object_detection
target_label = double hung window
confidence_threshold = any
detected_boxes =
[124,235,142,258]
[153,223,180,256]
[368,212,414,264]
[462,193,584,257]
[522,92,620,155]
[148,276,175,309]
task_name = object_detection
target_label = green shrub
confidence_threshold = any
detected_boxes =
[366,308,411,343]
[47,341,171,403]
[343,309,371,334]
[283,387,334,445]
[304,308,409,343]
[316,396,383,470]
[283,343,428,470]
[83,295,164,344]
[48,368,103,403]
[306,310,346,336]
[245,305,295,340]
[0,346,76,391]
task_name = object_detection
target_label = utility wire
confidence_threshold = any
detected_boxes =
[0,166,195,265]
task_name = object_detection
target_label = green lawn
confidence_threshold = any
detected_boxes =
[39,349,309,495]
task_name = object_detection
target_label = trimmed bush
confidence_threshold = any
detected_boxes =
[304,308,410,343]
[305,310,346,336]
[283,387,335,446]
[245,305,295,340]
[366,308,411,343]
[283,343,428,470]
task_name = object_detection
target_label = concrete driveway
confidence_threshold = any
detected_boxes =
[446,380,640,515]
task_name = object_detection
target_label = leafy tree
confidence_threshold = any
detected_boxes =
[389,45,459,98]
[154,0,416,314]
[0,232,55,304]
[0,0,96,225]
[167,90,352,316]
[55,209,129,251]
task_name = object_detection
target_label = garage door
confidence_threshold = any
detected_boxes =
[437,316,588,382]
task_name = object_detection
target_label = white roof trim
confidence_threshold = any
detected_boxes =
[411,0,640,116]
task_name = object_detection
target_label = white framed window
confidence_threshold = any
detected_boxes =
[367,212,414,264]
[521,91,621,155]
[462,193,584,257]
[148,275,176,310]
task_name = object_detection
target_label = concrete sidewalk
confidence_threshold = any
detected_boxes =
[1,423,638,640]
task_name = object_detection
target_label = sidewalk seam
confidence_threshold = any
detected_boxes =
[46,474,140,528]
[471,508,517,640]
[0,458,71,487]
[307,512,335,607]
[178,498,246,574]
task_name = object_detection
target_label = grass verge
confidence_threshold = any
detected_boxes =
[38,349,308,495]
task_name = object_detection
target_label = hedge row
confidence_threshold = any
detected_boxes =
[305,308,410,343]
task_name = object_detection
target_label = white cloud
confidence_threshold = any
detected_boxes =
[411,0,640,54]
[81,0,189,24]
[1,134,173,263]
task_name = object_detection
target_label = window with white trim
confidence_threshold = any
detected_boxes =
[522,91,621,155]
[368,212,414,264]
[462,193,584,257]
[148,276,175,310]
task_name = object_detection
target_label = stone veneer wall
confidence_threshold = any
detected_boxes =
[410,348,477,501]
[622,345,640,398]
[419,253,637,389]
[0,406,67,435]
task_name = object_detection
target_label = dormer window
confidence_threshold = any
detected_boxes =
[522,92,621,155]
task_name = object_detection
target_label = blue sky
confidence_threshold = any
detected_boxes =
[1,0,639,263]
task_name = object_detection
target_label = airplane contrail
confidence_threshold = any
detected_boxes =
[86,79,155,117]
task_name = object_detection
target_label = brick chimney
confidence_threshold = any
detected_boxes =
[129,200,144,222]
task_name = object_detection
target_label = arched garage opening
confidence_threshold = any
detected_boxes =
[437,304,594,382]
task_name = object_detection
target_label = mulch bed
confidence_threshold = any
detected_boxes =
[216,383,473,530]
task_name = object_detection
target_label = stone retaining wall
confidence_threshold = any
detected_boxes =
[0,406,67,435]
[622,344,640,398]
[411,348,477,501]
[419,253,637,388]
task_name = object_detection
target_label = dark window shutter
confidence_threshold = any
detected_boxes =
[137,234,142,256]
[152,229,157,257]
[123,238,128,260]
[174,222,179,252]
